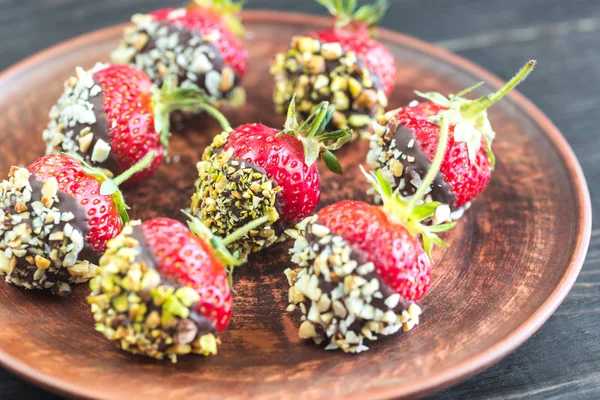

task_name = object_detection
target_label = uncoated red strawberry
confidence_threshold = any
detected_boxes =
[0,152,153,295]
[285,117,455,352]
[191,98,351,257]
[368,61,536,223]
[43,64,211,184]
[271,0,394,139]
[111,0,247,107]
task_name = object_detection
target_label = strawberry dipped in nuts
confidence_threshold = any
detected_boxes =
[271,0,394,139]
[190,97,351,257]
[43,63,216,184]
[285,118,454,353]
[368,61,536,224]
[111,0,247,108]
[88,213,270,361]
[0,152,155,295]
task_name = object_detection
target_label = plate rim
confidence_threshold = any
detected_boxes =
[0,10,591,400]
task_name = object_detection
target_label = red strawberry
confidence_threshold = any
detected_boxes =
[286,117,454,352]
[316,201,431,301]
[368,61,536,223]
[142,218,233,332]
[191,98,351,257]
[88,214,269,361]
[271,0,394,138]
[0,152,153,295]
[43,63,210,184]
[111,0,247,107]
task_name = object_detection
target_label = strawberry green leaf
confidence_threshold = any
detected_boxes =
[301,137,321,167]
[485,139,496,169]
[185,211,245,270]
[431,234,450,247]
[421,231,450,258]
[318,129,353,151]
[422,235,433,258]
[317,0,388,32]
[284,94,299,132]
[64,152,136,224]
[427,222,457,233]
[411,202,439,222]
[315,0,339,15]
[323,150,342,174]
[353,0,388,28]
[186,209,277,289]
[344,0,357,15]
[280,97,351,165]
[414,90,450,107]
[453,120,481,163]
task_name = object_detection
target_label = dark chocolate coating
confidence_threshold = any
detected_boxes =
[65,77,120,174]
[80,78,119,173]
[130,225,158,271]
[129,224,218,338]
[2,174,98,294]
[387,119,457,209]
[139,22,240,96]
[285,45,384,124]
[227,156,288,235]
[305,230,409,315]
[29,174,98,263]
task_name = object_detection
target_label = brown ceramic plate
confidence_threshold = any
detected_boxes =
[0,11,591,400]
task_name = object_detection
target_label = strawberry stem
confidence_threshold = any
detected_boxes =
[111,151,157,187]
[101,151,157,225]
[221,213,275,247]
[153,76,233,155]
[304,103,330,138]
[461,60,536,120]
[184,209,274,289]
[404,117,449,219]
[317,0,388,32]
[197,103,233,133]
[278,96,352,171]
[184,211,244,267]
[362,163,455,258]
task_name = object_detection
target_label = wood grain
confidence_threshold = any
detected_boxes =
[0,11,590,400]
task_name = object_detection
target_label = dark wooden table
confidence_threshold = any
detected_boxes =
[0,0,598,398]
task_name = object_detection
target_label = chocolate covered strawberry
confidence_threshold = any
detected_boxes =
[368,61,536,223]
[0,152,153,295]
[191,98,351,257]
[111,0,247,107]
[43,63,212,184]
[286,118,454,352]
[271,0,394,139]
[88,214,269,361]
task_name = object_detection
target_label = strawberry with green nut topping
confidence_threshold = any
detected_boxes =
[271,0,394,139]
[88,214,270,361]
[285,117,454,353]
[0,152,154,295]
[190,98,351,257]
